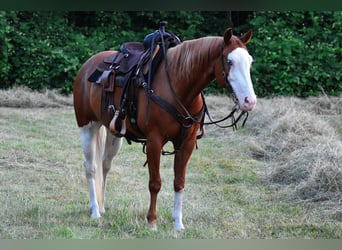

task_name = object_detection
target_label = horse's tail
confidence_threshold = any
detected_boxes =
[94,125,106,211]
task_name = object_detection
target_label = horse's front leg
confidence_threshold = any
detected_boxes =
[173,134,197,231]
[146,137,163,230]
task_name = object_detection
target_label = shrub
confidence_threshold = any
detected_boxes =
[0,11,340,97]
[2,12,83,93]
[248,11,342,97]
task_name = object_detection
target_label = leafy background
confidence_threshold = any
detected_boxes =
[0,11,341,96]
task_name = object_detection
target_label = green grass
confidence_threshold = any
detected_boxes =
[0,106,341,239]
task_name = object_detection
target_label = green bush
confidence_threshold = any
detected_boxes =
[0,11,341,97]
[0,11,14,85]
[2,12,82,93]
[248,11,342,97]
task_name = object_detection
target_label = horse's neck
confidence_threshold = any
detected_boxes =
[167,37,222,105]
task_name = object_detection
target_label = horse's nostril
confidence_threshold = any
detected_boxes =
[245,96,256,105]
[242,96,256,111]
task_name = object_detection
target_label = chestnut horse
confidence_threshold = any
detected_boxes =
[73,28,256,231]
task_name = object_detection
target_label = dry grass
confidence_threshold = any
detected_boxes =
[204,93,342,224]
[0,88,341,238]
[0,86,73,108]
[242,95,342,218]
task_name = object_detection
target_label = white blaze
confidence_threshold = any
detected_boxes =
[227,47,256,111]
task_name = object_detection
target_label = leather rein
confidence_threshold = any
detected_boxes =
[202,41,249,130]
[152,38,249,133]
[141,33,249,159]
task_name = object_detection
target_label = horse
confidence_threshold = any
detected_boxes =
[73,27,256,231]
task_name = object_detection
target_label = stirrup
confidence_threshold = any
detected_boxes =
[109,111,126,137]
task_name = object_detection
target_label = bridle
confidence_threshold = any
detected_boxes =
[159,39,249,131]
[201,41,249,130]
[142,36,250,158]
[220,41,234,94]
[150,37,250,140]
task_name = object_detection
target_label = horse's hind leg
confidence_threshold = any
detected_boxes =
[80,121,103,218]
[101,128,123,213]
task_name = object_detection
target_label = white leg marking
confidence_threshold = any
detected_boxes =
[80,122,102,219]
[173,191,185,230]
[101,130,123,213]
[88,178,101,218]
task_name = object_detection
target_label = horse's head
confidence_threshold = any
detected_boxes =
[215,28,257,111]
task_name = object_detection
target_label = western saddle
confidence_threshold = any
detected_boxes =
[88,21,181,140]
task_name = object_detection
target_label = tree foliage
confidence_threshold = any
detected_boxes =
[0,11,341,96]
[248,11,342,97]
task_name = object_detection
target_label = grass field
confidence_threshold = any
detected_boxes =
[0,88,341,239]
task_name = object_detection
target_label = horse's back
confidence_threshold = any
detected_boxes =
[73,50,117,127]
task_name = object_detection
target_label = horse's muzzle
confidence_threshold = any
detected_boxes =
[241,96,256,111]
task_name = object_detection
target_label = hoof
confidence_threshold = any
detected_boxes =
[148,220,157,231]
[99,206,105,214]
[173,215,185,231]
[90,206,101,219]
[174,222,185,231]
[91,211,101,219]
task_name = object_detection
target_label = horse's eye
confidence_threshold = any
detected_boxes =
[227,59,233,66]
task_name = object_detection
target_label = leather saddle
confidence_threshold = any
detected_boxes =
[88,42,159,91]
[87,24,181,139]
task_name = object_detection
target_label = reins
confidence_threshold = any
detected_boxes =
[159,36,249,131]
[141,24,249,160]
[200,41,249,130]
[201,93,249,131]
[160,28,249,130]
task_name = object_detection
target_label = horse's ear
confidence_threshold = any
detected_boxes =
[240,29,253,44]
[223,28,233,44]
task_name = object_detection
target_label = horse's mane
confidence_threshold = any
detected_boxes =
[166,36,222,82]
